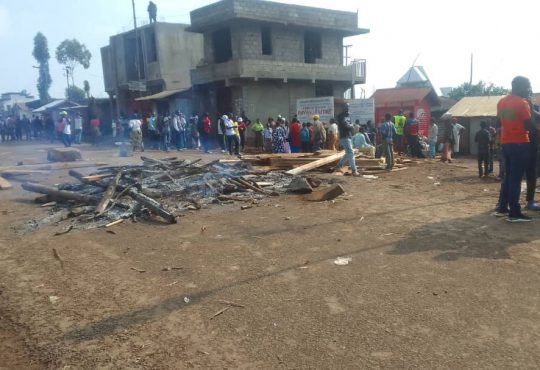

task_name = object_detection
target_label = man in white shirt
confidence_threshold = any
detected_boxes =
[73,113,83,144]
[61,112,72,147]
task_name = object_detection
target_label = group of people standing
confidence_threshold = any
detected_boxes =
[126,111,212,153]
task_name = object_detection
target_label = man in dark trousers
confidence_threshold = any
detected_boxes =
[147,1,157,23]
[525,100,540,210]
[495,76,534,222]
[475,121,491,178]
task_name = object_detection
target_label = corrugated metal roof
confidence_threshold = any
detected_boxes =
[446,95,505,117]
[371,87,440,107]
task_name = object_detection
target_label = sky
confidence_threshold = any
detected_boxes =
[1,0,539,100]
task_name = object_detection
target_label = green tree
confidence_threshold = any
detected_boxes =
[56,39,92,86]
[449,81,509,101]
[83,80,91,99]
[66,85,86,103]
[32,32,52,103]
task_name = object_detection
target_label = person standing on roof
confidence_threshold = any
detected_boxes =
[148,1,157,23]
[393,110,406,155]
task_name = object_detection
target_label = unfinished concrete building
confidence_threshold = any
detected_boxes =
[101,23,203,116]
[188,0,369,121]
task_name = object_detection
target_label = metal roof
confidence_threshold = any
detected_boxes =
[446,95,505,117]
[371,87,440,108]
[135,89,190,101]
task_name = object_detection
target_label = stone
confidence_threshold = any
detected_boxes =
[288,176,313,194]
[47,148,82,162]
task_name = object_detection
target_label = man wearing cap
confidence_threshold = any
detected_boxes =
[495,76,534,222]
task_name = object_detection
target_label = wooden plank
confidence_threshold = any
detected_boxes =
[82,174,114,181]
[21,182,100,204]
[0,169,48,176]
[303,184,345,202]
[0,162,108,173]
[0,176,13,190]
[95,171,123,215]
[285,151,352,176]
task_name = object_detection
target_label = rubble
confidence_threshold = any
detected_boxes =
[20,156,304,231]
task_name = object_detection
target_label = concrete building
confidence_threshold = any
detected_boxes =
[188,0,369,122]
[1,91,35,115]
[101,22,203,117]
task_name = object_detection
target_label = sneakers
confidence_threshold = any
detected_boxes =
[492,211,508,217]
[526,202,540,211]
[506,215,532,223]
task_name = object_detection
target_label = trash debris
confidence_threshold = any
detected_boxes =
[52,248,64,269]
[427,176,434,180]
[161,267,183,271]
[49,295,59,304]
[241,205,253,210]
[433,182,441,186]
[362,175,378,179]
[53,225,74,236]
[183,297,191,304]
[219,300,245,308]
[334,257,352,266]
[166,281,178,286]
[130,267,146,273]
[210,306,231,320]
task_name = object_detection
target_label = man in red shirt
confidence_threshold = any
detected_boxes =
[288,118,302,153]
[495,76,534,222]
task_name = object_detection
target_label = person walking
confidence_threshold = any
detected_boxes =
[495,76,534,222]
[129,113,144,152]
[428,118,438,158]
[334,105,358,176]
[475,121,491,178]
[379,113,397,171]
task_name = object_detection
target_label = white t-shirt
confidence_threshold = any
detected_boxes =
[129,119,142,131]
[74,117,82,130]
[62,119,71,135]
[328,123,338,135]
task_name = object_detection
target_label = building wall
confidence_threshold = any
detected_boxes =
[209,22,343,66]
[155,23,204,90]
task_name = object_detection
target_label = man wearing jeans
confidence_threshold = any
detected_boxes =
[379,113,396,171]
[495,76,534,222]
[334,105,358,176]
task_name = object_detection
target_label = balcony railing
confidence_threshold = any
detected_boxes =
[191,59,367,85]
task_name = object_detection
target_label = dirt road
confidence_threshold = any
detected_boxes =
[1,142,539,369]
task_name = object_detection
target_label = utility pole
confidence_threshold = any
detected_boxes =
[132,0,141,81]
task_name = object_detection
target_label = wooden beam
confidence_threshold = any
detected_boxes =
[21,182,100,204]
[285,151,354,176]
[95,172,123,215]
[0,176,13,190]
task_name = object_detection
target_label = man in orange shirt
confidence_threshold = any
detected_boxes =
[495,76,534,222]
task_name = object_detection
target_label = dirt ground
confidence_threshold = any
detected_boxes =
[0,142,539,369]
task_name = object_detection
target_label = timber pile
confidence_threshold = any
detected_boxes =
[21,156,298,229]
[241,150,386,173]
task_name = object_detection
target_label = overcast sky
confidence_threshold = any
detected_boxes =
[1,0,538,99]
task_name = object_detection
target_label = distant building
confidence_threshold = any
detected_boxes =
[188,0,369,121]
[1,91,35,115]
[371,87,441,136]
[101,22,204,117]
[446,95,504,155]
